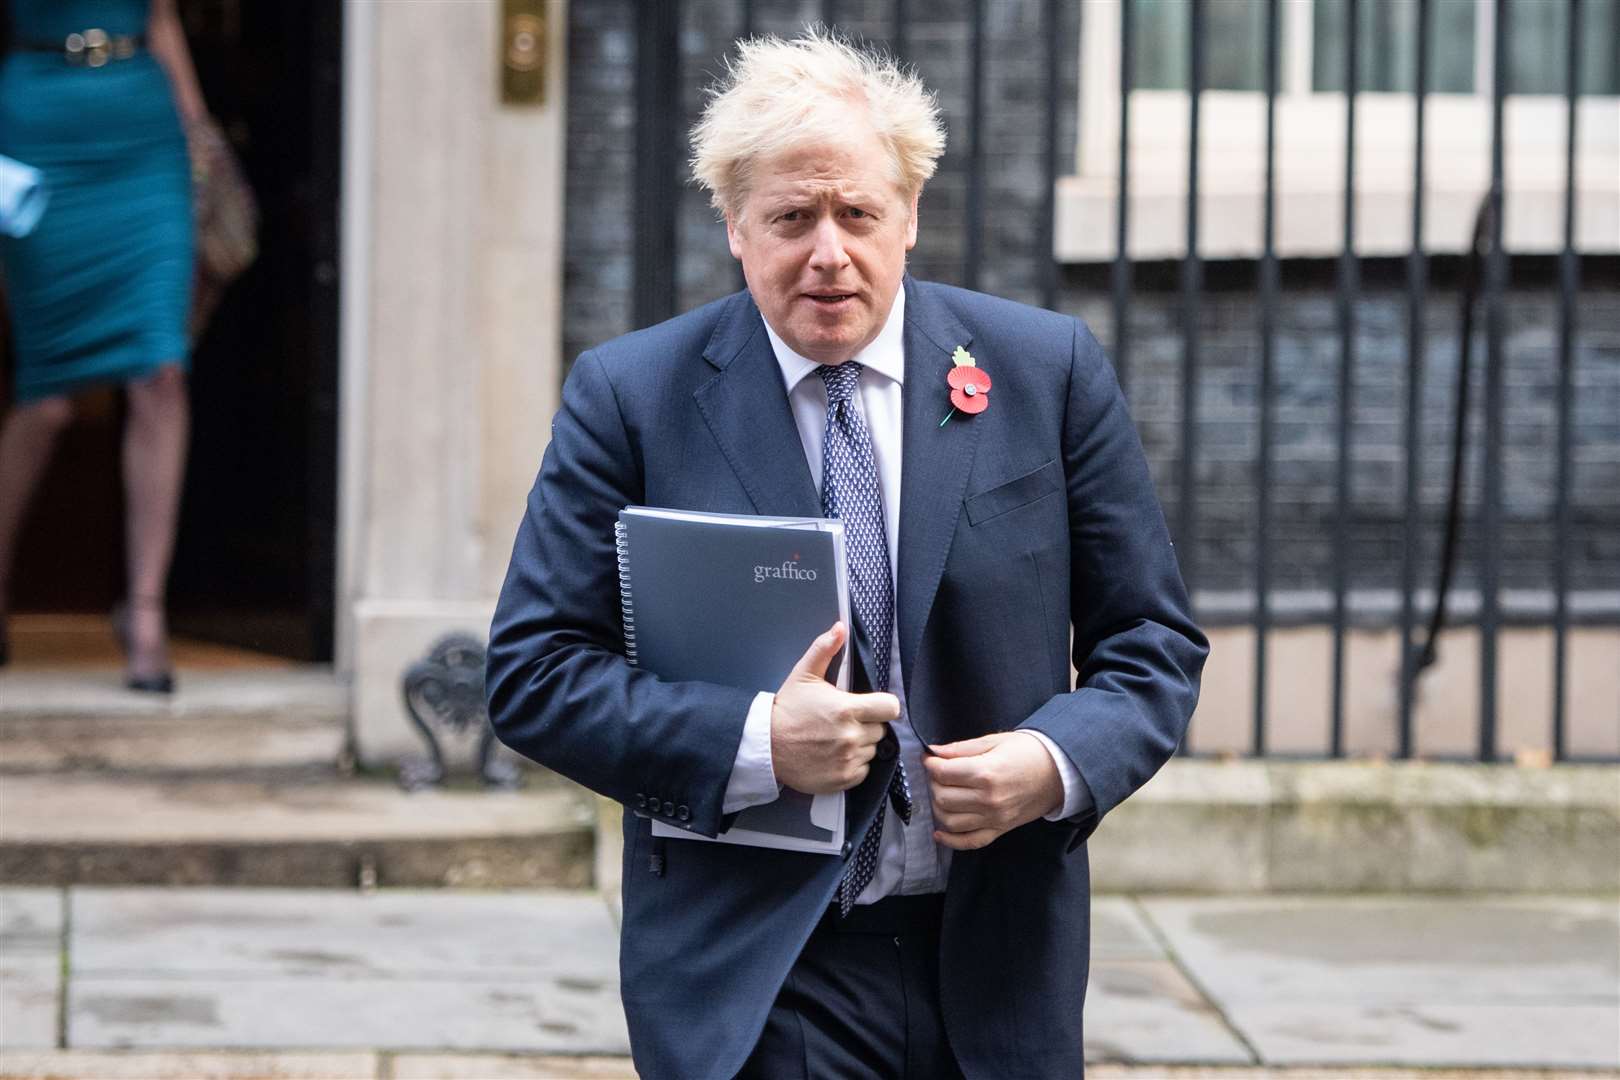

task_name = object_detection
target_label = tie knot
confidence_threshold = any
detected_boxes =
[817,362,863,407]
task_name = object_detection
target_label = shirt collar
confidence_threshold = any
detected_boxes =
[760,286,907,395]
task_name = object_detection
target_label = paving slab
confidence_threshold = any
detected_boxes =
[1085,1071,1613,1080]
[0,890,61,1051]
[0,890,59,959]
[1082,899,1255,1063]
[0,1055,1607,1080]
[1140,896,1620,1068]
[389,1052,638,1078]
[12,886,1617,1070]
[65,889,627,1053]
[0,949,57,1050]
[0,1050,379,1078]
[1222,1002,1620,1068]
[1085,959,1254,1064]
[69,888,618,980]
[1141,897,1620,1002]
[1086,1070,1619,1080]
[1089,897,1171,961]
[68,978,628,1054]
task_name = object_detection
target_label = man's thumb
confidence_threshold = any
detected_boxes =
[790,622,846,682]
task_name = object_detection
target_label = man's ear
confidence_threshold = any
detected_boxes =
[726,213,744,260]
[904,188,920,251]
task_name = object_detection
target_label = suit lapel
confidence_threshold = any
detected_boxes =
[695,292,884,687]
[897,278,979,727]
[693,293,821,519]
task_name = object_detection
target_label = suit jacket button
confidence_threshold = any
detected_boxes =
[635,794,647,809]
[841,840,852,858]
[662,800,675,816]
[876,739,897,761]
[676,805,690,821]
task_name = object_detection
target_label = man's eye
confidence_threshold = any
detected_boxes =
[847,207,869,219]
[779,210,804,222]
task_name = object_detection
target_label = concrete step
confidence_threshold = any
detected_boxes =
[0,771,596,888]
[593,760,1620,905]
[0,669,348,773]
[1086,759,1620,894]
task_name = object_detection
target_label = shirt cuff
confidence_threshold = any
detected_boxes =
[723,691,782,814]
[1017,729,1095,821]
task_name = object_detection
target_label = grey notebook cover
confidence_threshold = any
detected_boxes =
[617,506,847,854]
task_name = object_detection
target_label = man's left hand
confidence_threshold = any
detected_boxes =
[924,731,1064,851]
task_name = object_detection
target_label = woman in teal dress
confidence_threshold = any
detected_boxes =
[0,0,206,690]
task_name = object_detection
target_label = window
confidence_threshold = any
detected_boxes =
[1055,0,1620,261]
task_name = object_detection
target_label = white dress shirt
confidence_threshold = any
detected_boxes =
[721,287,1091,902]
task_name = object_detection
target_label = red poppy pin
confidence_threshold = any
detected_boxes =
[940,345,991,426]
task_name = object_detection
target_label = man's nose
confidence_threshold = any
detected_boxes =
[807,216,850,271]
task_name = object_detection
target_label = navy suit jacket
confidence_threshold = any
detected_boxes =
[487,277,1207,1079]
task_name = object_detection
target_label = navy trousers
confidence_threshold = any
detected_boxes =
[733,894,966,1080]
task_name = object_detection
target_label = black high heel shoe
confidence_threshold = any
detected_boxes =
[112,598,175,694]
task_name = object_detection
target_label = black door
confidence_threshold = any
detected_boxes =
[166,0,341,661]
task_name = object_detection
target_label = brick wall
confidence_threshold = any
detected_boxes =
[1069,268,1620,601]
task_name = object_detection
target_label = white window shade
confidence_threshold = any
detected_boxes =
[1059,0,1620,262]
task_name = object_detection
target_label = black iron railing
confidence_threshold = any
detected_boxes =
[621,0,1614,764]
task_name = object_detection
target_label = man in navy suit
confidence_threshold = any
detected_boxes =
[487,29,1206,1079]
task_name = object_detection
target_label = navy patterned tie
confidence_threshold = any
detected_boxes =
[818,361,912,917]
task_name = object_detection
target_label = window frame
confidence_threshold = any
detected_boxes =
[1056,0,1619,262]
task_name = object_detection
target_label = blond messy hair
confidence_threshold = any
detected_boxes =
[689,28,946,220]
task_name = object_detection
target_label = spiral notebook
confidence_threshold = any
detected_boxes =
[615,505,849,854]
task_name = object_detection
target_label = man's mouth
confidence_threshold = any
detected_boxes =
[805,293,855,306]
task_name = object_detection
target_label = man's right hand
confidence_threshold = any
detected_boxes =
[770,622,899,794]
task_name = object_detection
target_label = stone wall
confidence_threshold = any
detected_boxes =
[563,0,1620,611]
[341,0,568,763]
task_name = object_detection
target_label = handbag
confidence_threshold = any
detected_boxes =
[186,116,258,339]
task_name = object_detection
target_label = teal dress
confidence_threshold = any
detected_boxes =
[0,0,193,402]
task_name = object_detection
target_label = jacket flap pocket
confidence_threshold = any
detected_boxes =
[964,458,1062,526]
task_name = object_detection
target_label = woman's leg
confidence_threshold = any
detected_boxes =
[0,395,76,622]
[121,364,189,678]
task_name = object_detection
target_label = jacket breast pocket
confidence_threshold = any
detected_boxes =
[964,458,1063,527]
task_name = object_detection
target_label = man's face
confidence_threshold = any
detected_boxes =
[726,122,919,366]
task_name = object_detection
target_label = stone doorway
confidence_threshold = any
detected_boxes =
[0,1,341,666]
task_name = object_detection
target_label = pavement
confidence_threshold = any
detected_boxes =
[1,888,1615,1078]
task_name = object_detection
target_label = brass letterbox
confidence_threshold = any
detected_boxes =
[501,0,547,106]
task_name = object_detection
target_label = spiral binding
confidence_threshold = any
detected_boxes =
[615,520,638,665]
